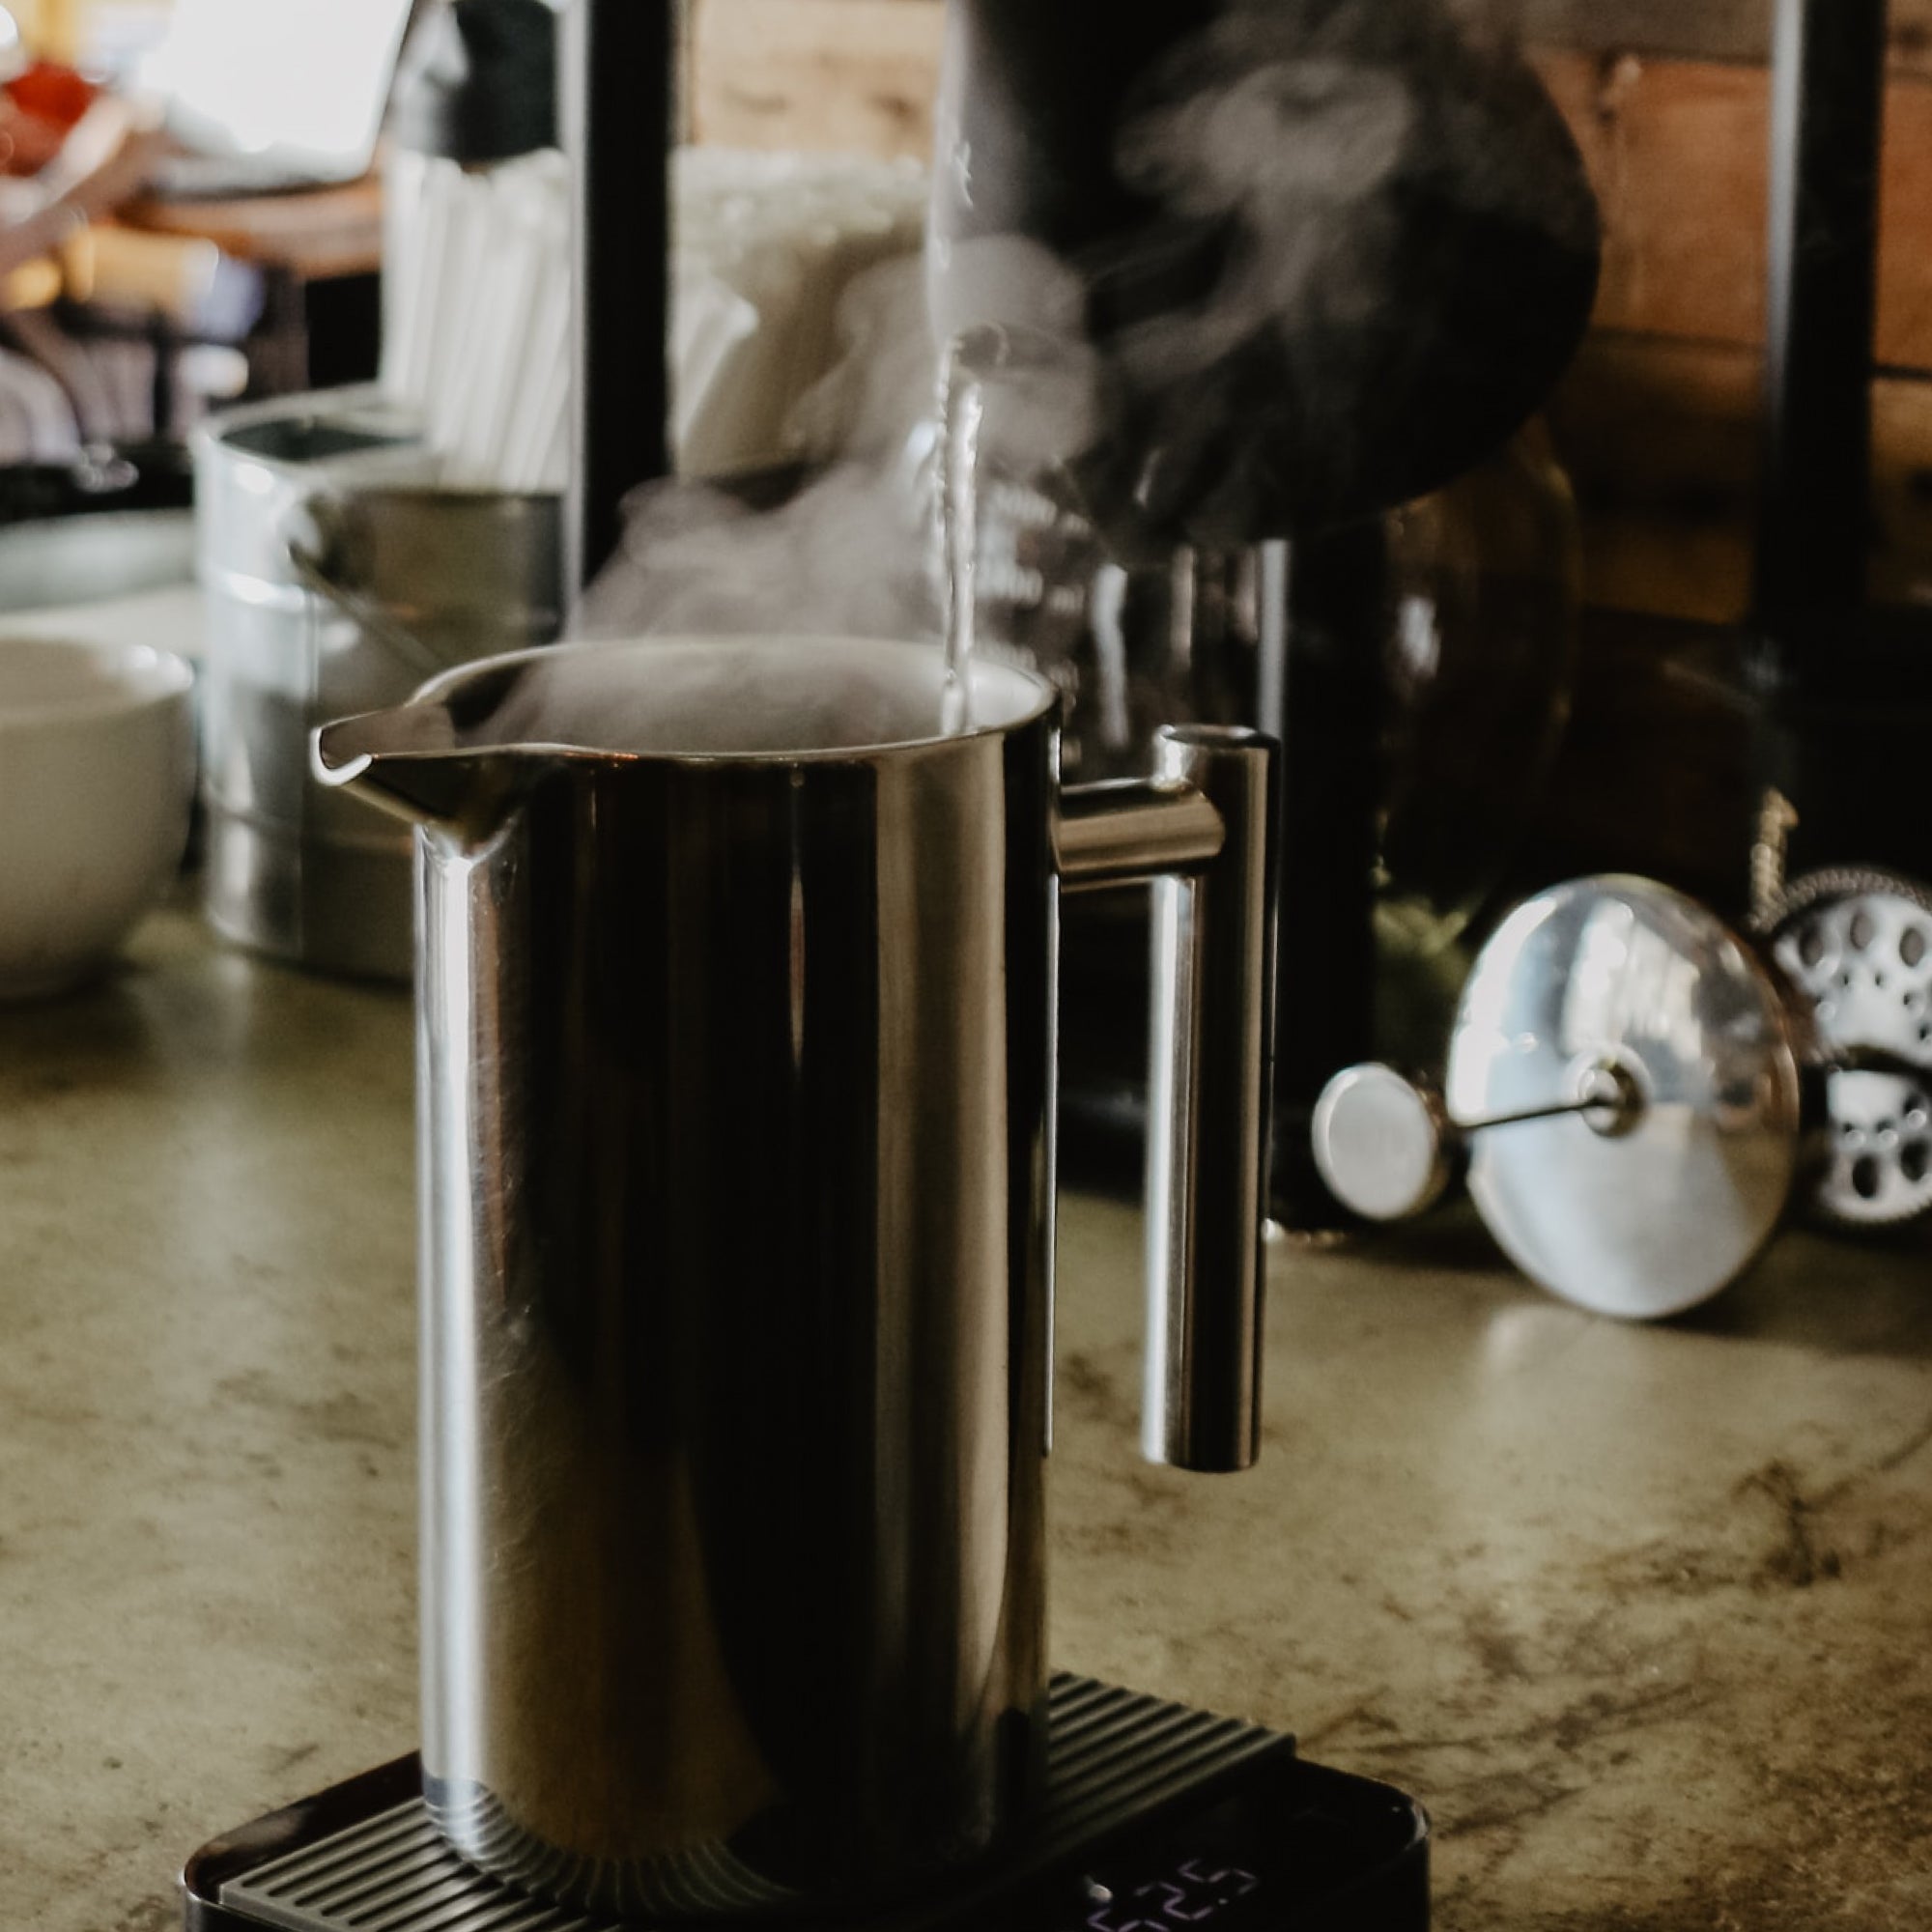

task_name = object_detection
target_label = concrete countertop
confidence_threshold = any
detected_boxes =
[2,909,1929,1930]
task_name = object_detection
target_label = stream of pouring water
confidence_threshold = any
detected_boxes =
[937,330,985,737]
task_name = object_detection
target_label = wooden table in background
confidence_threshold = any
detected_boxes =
[119,175,384,394]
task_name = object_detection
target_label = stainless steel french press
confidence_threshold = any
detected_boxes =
[315,636,1277,1917]
[1312,872,1932,1321]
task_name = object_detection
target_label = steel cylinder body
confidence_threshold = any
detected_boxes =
[413,681,1057,1913]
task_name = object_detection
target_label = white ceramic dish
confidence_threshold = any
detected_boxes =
[0,636,195,999]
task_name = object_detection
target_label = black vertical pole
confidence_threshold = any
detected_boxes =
[1754,0,1888,629]
[1262,522,1385,1231]
[1750,0,1895,908]
[562,0,675,596]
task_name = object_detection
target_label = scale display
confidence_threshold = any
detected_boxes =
[1077,1857,1261,1929]
[995,1754,1427,1932]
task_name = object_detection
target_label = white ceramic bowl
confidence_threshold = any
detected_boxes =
[0,636,195,1000]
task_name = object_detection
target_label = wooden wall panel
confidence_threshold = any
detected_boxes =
[691,0,945,160]
[1548,334,1932,621]
[1541,50,1932,369]
[1519,0,1932,81]
[692,0,1932,83]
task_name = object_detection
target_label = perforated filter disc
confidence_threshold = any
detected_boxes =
[1445,876,1804,1320]
[1766,867,1932,1228]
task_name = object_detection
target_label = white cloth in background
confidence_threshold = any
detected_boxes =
[5,308,156,445]
[384,147,933,488]
[0,340,81,462]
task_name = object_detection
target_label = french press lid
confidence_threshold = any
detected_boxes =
[1444,876,1804,1321]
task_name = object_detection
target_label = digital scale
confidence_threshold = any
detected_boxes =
[182,1678,1429,1932]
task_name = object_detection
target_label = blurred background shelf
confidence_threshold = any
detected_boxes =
[14,0,1929,629]
[116,173,382,394]
[0,0,1922,908]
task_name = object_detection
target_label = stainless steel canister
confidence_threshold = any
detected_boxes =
[314,637,1278,1918]
[194,388,562,980]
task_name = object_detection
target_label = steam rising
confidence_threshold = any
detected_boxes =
[582,0,1597,638]
[1107,0,1595,395]
[577,461,935,646]
[577,259,940,647]
[468,639,1040,757]
[931,0,1600,539]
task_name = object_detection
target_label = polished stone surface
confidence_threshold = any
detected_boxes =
[2,909,1929,1930]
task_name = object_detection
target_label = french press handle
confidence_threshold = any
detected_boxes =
[1056,725,1280,1473]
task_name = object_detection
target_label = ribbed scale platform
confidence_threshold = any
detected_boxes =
[427,1779,799,1920]
[220,1676,1288,1932]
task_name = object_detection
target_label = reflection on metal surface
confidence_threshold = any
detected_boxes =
[316,638,1276,1915]
[1445,876,1803,1321]
[1142,726,1278,1473]
[1054,779,1223,886]
[214,1678,1288,1932]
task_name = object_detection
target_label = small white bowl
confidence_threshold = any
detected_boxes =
[0,636,195,1000]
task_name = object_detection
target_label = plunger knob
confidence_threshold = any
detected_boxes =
[1312,1065,1459,1224]
[1314,1058,1645,1227]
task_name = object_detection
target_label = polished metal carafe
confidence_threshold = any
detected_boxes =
[315,637,1276,1917]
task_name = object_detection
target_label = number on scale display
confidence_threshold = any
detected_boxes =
[1079,1857,1261,1930]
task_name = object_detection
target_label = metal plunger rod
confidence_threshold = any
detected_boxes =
[1458,1095,1614,1133]
[1457,1060,1643,1138]
[562,0,675,595]
[1754,0,1889,626]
